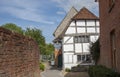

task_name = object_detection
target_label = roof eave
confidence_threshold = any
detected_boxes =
[95,0,99,2]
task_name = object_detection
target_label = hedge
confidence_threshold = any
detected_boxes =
[88,65,120,77]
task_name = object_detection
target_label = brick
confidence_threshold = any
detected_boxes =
[0,27,40,77]
[99,0,120,73]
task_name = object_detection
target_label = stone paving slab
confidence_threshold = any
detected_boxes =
[64,72,89,77]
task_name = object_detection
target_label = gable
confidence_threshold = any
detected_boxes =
[72,7,99,20]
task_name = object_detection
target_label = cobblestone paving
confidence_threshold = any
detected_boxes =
[40,62,64,77]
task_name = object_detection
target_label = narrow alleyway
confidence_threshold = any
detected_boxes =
[40,62,64,77]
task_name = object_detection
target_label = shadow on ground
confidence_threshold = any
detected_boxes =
[64,72,89,77]
[49,66,62,71]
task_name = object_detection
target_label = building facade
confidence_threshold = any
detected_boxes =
[53,7,78,68]
[53,7,99,69]
[98,0,120,72]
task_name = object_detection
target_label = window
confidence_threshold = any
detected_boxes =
[74,35,90,43]
[77,55,81,62]
[77,55,91,62]
[109,0,115,12]
[82,55,85,61]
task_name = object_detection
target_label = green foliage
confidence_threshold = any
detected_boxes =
[39,62,45,71]
[65,68,71,72]
[89,39,100,65]
[24,28,46,54]
[1,23,55,56]
[88,65,120,77]
[45,43,54,55]
[1,23,23,34]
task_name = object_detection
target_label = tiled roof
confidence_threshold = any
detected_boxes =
[72,7,99,20]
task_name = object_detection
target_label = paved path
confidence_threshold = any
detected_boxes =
[40,62,64,77]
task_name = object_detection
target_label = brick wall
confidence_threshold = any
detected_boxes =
[99,0,120,72]
[0,27,40,77]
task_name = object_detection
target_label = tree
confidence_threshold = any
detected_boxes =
[89,39,100,65]
[24,28,46,55]
[45,43,54,55]
[1,23,54,56]
[1,23,23,34]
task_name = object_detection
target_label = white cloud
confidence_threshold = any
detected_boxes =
[0,0,99,43]
[52,0,99,16]
[0,0,55,24]
[56,11,65,15]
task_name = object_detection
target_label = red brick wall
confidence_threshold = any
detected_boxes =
[0,27,40,77]
[99,0,120,72]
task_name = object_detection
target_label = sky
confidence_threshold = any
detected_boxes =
[0,0,99,43]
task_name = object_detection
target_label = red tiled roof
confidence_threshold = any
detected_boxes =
[72,7,99,20]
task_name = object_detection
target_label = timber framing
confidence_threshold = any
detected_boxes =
[53,7,100,69]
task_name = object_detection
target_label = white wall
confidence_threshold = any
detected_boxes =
[77,27,86,33]
[63,36,73,43]
[87,27,96,33]
[64,64,78,69]
[90,35,99,42]
[76,20,85,26]
[70,21,75,26]
[96,20,99,26]
[65,20,99,34]
[65,27,76,34]
[75,44,82,53]
[63,53,77,69]
[83,43,89,53]
[86,20,95,26]
[63,19,99,69]
[63,44,74,51]
[97,27,99,33]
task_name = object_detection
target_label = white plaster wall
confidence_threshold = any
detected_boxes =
[63,53,78,69]
[63,53,77,63]
[73,55,77,63]
[96,35,99,40]
[64,63,78,69]
[64,54,69,63]
[86,20,95,26]
[87,28,95,33]
[63,19,100,69]
[77,27,86,33]
[96,20,99,26]
[63,36,73,43]
[64,53,72,63]
[83,43,89,52]
[63,44,74,51]
[76,20,85,26]
[97,27,100,33]
[75,44,82,53]
[65,27,76,34]
[69,55,73,63]
[70,21,75,26]
[90,36,97,42]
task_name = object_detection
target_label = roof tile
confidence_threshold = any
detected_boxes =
[72,7,99,20]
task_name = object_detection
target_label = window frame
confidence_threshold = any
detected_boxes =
[74,35,90,43]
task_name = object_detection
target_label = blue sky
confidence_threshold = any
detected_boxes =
[0,0,99,43]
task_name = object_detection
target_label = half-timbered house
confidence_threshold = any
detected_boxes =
[53,7,99,69]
